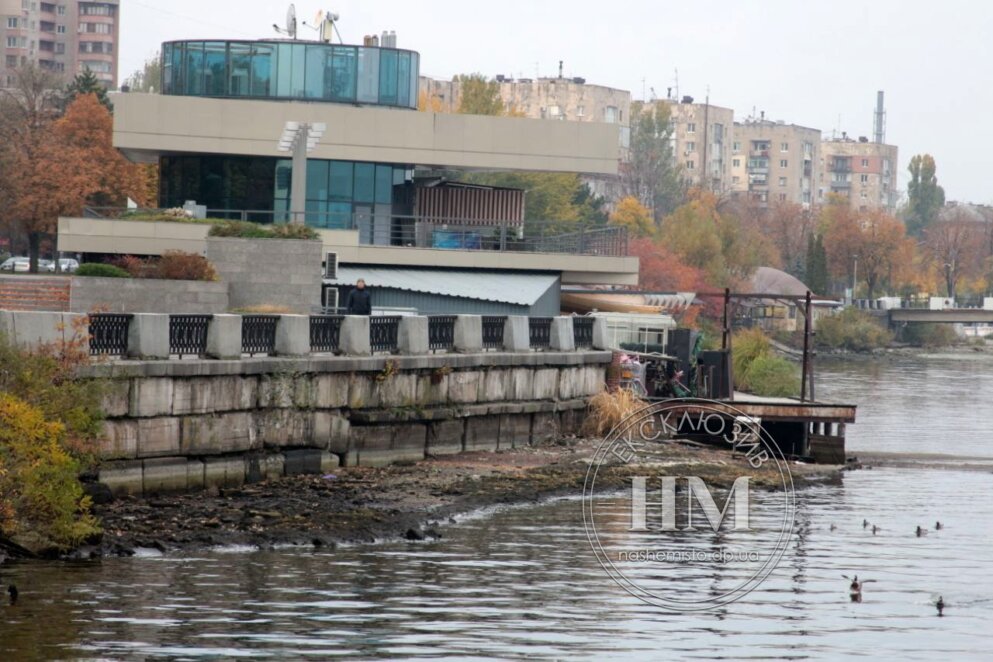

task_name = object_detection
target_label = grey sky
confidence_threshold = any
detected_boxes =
[120,0,993,204]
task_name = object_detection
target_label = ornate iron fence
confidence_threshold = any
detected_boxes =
[310,315,343,353]
[529,317,552,350]
[169,314,212,357]
[89,313,133,356]
[482,315,506,350]
[370,315,401,353]
[241,315,278,356]
[428,315,456,351]
[573,316,594,349]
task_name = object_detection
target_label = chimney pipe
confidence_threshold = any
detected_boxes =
[873,90,886,144]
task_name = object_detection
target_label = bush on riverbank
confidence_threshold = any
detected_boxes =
[815,308,893,351]
[0,328,104,553]
[732,328,800,398]
[900,323,960,347]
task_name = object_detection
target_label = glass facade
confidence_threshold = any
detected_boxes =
[160,155,412,229]
[161,40,420,109]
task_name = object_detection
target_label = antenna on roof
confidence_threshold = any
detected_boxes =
[302,9,342,43]
[272,4,297,39]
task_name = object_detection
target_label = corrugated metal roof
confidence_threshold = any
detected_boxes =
[328,267,559,306]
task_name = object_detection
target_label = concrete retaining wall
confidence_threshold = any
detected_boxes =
[69,276,229,314]
[206,237,322,313]
[91,351,609,496]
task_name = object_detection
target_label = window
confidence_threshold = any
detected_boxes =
[686,122,696,133]
[780,159,788,168]
[56,24,65,33]
[548,104,561,117]
[6,37,18,48]
[732,158,741,168]
[5,55,16,67]
[779,177,787,187]
[779,193,787,202]
[733,141,741,152]
[803,142,812,156]
[604,106,618,123]
[780,142,789,152]
[54,42,63,54]
[861,158,869,167]
[732,176,740,184]
[861,174,869,183]
[378,49,398,104]
[686,141,695,152]
[6,17,18,28]
[57,4,65,15]
[685,160,695,170]
[576,105,584,117]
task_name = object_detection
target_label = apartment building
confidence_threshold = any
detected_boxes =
[820,136,899,212]
[657,97,735,193]
[731,118,821,207]
[0,0,119,88]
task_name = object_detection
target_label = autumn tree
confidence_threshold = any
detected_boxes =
[621,101,685,224]
[823,203,912,298]
[609,196,654,238]
[730,200,813,278]
[921,210,986,299]
[905,154,945,237]
[122,51,161,93]
[455,74,504,115]
[629,237,707,292]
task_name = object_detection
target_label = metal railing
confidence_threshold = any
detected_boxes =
[573,316,594,349]
[169,314,212,357]
[370,315,401,353]
[89,313,132,356]
[82,207,630,257]
[310,315,343,353]
[427,315,456,352]
[241,315,278,356]
[482,315,506,350]
[529,317,552,350]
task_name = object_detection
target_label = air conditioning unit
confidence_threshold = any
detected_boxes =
[323,251,338,280]
[322,285,340,313]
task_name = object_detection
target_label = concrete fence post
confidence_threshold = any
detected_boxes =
[340,315,371,356]
[275,314,310,356]
[592,316,609,350]
[127,313,170,359]
[549,316,575,351]
[398,316,429,354]
[206,314,242,359]
[454,315,482,353]
[503,315,530,352]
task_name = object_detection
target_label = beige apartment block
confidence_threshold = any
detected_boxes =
[657,98,735,193]
[0,0,119,88]
[820,137,899,212]
[731,118,821,207]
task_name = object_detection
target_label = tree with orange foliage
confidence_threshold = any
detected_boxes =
[609,196,655,238]
[822,201,913,299]
[0,71,149,271]
[921,210,987,299]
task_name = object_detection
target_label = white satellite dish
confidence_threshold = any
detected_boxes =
[273,3,297,39]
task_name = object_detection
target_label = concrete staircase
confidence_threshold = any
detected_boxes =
[0,276,71,311]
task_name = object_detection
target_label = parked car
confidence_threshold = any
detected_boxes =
[0,257,30,272]
[44,258,80,273]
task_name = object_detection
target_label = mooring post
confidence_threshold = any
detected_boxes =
[801,290,812,402]
[722,287,734,401]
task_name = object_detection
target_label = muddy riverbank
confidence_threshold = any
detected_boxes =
[50,437,839,560]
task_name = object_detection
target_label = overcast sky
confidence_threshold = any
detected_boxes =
[120,0,992,204]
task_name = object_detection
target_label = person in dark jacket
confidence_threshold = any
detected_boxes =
[346,278,372,315]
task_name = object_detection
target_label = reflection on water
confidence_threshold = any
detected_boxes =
[1,357,992,659]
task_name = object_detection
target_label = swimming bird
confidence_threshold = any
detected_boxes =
[843,575,876,602]
[872,525,880,535]
[830,523,837,531]
[936,596,945,616]
[916,526,928,537]
[7,584,17,605]
[863,519,869,529]
[935,521,943,530]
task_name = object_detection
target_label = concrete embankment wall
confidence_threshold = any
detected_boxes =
[86,352,610,496]
[69,277,230,314]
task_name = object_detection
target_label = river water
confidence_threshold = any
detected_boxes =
[3,355,993,659]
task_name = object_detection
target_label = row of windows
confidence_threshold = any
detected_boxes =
[78,22,112,34]
[80,3,116,16]
[162,40,420,109]
[80,40,112,53]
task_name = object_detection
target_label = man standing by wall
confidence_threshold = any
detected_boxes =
[346,278,372,315]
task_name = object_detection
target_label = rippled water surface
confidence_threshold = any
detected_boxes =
[2,357,993,659]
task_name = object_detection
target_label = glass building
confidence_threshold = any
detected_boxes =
[161,40,419,108]
[157,40,420,238]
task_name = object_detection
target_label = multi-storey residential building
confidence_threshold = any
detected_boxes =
[820,136,899,212]
[657,97,734,194]
[731,118,821,207]
[0,0,119,88]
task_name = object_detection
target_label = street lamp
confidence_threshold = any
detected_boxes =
[277,121,326,224]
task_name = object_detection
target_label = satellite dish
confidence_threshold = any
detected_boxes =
[286,4,297,39]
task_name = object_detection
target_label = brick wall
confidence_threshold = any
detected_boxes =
[0,276,71,311]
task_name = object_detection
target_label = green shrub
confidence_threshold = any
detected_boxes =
[815,308,893,351]
[208,220,320,240]
[119,209,217,224]
[731,327,800,397]
[901,323,960,348]
[75,263,131,278]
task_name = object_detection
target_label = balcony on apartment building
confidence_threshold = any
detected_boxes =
[830,179,852,189]
[830,160,852,173]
